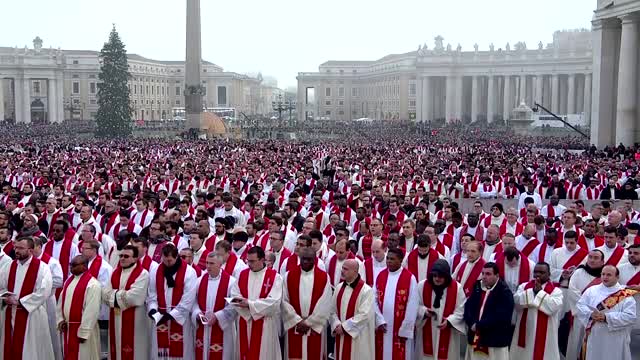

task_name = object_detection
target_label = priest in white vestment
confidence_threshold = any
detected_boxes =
[191,253,237,360]
[416,259,466,360]
[576,265,637,360]
[0,237,53,360]
[57,255,102,360]
[364,239,387,287]
[282,248,333,360]
[597,227,629,266]
[148,244,198,360]
[510,262,563,360]
[330,258,376,360]
[230,246,283,360]
[566,250,605,360]
[103,244,150,360]
[33,236,64,360]
[374,248,418,360]
[216,240,248,278]
[619,244,640,329]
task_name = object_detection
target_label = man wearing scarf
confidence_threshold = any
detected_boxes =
[576,265,637,360]
[415,259,466,359]
[463,262,514,360]
[148,244,198,360]
[565,249,605,360]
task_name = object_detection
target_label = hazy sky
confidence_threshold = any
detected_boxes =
[2,0,595,88]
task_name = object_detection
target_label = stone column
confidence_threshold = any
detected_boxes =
[455,76,463,121]
[591,19,620,146]
[185,0,203,131]
[567,74,576,115]
[503,75,511,120]
[616,14,639,145]
[56,73,64,122]
[551,74,560,113]
[445,76,454,122]
[48,78,58,123]
[471,76,479,122]
[535,75,544,104]
[22,78,31,123]
[519,75,526,104]
[0,79,4,121]
[487,76,495,123]
[423,76,432,122]
[416,77,423,121]
[584,73,592,126]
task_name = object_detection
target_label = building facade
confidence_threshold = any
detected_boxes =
[297,30,593,125]
[0,37,273,124]
[591,0,640,147]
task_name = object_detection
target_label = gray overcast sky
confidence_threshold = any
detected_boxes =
[2,0,595,88]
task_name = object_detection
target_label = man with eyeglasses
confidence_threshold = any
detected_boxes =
[230,246,283,360]
[103,244,150,360]
[42,197,62,236]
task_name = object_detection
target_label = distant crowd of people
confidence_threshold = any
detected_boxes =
[0,129,638,360]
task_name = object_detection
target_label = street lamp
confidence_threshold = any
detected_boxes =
[272,94,285,126]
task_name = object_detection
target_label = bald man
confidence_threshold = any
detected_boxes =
[363,239,387,287]
[330,259,375,359]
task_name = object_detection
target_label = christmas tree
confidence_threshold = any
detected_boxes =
[95,26,133,138]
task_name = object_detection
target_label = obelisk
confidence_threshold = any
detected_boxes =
[185,0,202,134]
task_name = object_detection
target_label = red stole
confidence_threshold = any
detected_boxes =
[606,246,625,266]
[88,256,103,279]
[136,209,149,227]
[195,248,211,271]
[626,269,640,286]
[496,255,531,286]
[286,266,328,360]
[109,263,144,360]
[537,244,554,263]
[223,252,239,276]
[328,252,355,286]
[439,234,453,251]
[562,248,589,269]
[44,238,72,299]
[521,239,540,258]
[3,258,40,360]
[335,279,365,360]
[455,259,486,297]
[141,256,153,271]
[195,272,231,360]
[582,277,602,294]
[375,269,412,360]
[1,241,13,255]
[434,241,447,257]
[406,248,438,280]
[360,234,374,259]
[517,281,555,360]
[60,272,93,360]
[101,212,118,234]
[364,258,374,286]
[155,261,188,358]
[422,280,458,359]
[238,268,277,360]
[277,247,292,270]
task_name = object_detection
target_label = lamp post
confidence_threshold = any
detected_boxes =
[63,98,75,121]
[272,94,286,127]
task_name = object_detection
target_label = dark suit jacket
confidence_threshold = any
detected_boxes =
[463,279,514,348]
